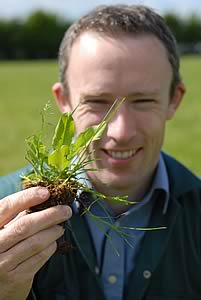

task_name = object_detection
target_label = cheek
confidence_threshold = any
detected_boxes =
[139,112,166,141]
[73,110,105,133]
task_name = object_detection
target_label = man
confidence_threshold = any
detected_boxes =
[0,4,201,300]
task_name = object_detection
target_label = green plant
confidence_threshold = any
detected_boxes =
[22,99,133,252]
[23,99,165,255]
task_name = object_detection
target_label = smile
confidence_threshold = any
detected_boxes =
[105,149,137,159]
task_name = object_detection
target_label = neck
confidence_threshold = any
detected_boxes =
[90,177,154,215]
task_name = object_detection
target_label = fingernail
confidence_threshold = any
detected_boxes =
[62,206,72,218]
[38,187,50,198]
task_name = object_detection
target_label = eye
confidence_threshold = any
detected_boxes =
[135,99,155,103]
[131,99,156,110]
[85,99,109,105]
[83,99,111,109]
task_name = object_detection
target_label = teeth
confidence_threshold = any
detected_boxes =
[107,149,136,159]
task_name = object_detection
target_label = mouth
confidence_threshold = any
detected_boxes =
[103,149,139,160]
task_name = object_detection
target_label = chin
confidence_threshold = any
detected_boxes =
[100,174,134,194]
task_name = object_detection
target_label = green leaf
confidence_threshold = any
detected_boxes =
[38,143,48,165]
[91,121,107,141]
[25,149,38,166]
[26,134,48,163]
[70,127,95,154]
[70,121,107,157]
[52,113,75,150]
[48,145,70,171]
[25,135,40,164]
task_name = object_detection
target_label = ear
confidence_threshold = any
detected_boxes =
[166,82,186,120]
[52,82,72,113]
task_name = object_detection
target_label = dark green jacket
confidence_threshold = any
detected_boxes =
[1,154,201,300]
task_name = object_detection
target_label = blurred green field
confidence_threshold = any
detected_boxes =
[0,57,201,176]
[0,60,60,175]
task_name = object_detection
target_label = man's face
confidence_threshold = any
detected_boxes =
[54,32,183,199]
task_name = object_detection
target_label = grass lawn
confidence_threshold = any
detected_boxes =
[0,60,60,175]
[0,57,201,176]
[163,55,201,176]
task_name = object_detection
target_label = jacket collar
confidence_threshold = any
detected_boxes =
[126,153,201,300]
[69,153,201,300]
[162,152,201,199]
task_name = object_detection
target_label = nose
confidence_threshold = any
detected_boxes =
[107,104,137,144]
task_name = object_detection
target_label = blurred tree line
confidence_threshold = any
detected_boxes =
[0,10,201,59]
[0,11,71,59]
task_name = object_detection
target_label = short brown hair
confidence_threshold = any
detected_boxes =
[59,5,181,96]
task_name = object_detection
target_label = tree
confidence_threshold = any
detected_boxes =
[164,13,186,42]
[183,15,201,43]
[0,20,24,59]
[22,10,71,59]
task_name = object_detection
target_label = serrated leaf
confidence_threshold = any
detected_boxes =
[52,113,75,150]
[48,145,70,171]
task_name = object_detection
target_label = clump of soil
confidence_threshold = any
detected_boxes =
[24,179,78,253]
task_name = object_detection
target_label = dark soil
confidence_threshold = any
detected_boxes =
[23,179,78,254]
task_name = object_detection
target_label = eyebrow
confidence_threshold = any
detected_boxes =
[126,90,160,97]
[80,92,113,99]
[80,90,160,101]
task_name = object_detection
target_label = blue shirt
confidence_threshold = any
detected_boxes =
[83,154,169,300]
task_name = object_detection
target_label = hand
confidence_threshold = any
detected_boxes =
[0,187,72,300]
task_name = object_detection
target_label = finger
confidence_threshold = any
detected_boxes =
[1,243,57,300]
[0,225,64,272]
[4,211,27,228]
[9,242,57,283]
[0,187,50,227]
[0,205,72,252]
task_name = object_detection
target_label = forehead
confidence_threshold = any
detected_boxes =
[67,31,172,96]
[69,31,171,69]
[72,30,169,57]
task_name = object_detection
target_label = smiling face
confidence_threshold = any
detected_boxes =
[53,31,184,201]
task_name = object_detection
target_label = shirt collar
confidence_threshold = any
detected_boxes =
[147,153,169,214]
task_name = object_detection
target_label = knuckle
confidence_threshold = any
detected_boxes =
[27,235,42,253]
[43,242,57,258]
[37,248,51,262]
[26,227,61,255]
[13,217,31,239]
[1,190,27,211]
[0,195,12,214]
[0,252,11,275]
[35,244,55,263]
